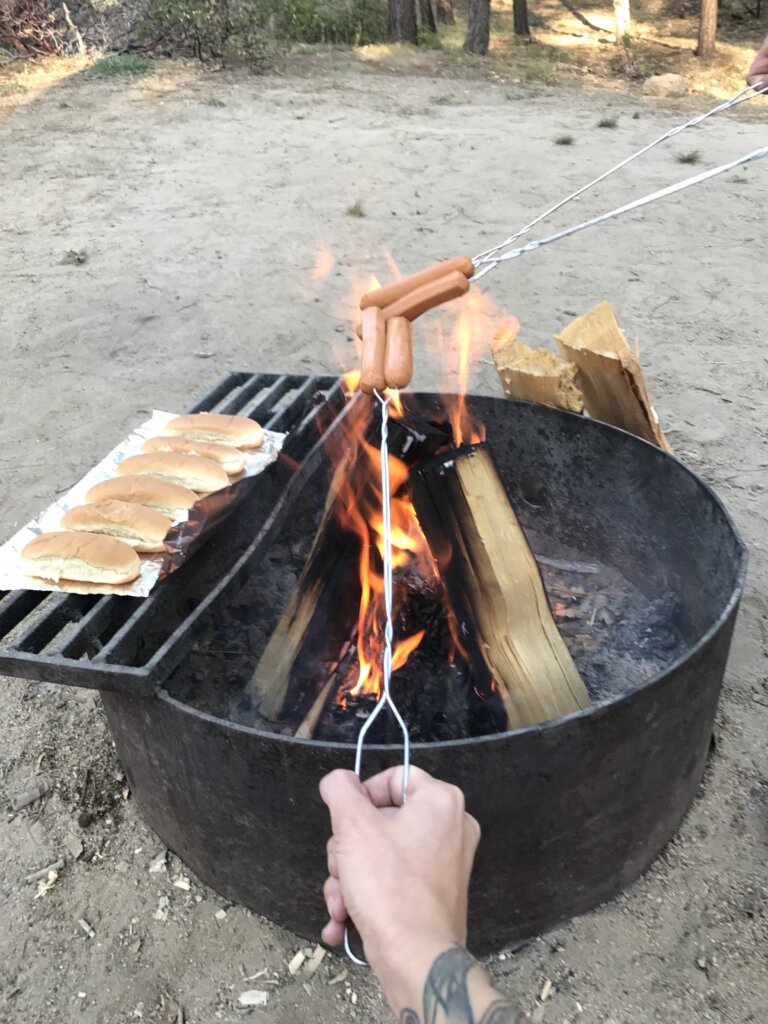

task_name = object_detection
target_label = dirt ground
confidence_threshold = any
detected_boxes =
[1,60,767,1024]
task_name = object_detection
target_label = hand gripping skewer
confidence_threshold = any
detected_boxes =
[345,83,767,966]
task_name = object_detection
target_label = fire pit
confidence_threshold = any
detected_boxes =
[0,373,746,953]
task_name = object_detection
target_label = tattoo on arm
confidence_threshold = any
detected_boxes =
[399,947,531,1024]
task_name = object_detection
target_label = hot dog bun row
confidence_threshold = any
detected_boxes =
[21,411,263,586]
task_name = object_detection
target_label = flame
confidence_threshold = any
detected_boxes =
[312,243,335,282]
[445,293,488,447]
[326,247,522,703]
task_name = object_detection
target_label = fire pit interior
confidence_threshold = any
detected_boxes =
[0,375,746,953]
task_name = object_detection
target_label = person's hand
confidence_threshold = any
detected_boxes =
[747,36,768,88]
[319,766,480,973]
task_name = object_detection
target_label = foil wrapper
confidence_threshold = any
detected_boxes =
[0,410,285,598]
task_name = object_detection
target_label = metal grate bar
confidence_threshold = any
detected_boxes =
[0,589,49,637]
[265,377,322,432]
[9,593,94,653]
[45,594,140,660]
[214,374,272,416]
[188,373,250,414]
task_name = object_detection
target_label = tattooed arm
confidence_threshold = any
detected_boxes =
[319,767,531,1023]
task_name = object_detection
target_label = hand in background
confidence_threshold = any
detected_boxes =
[747,35,768,87]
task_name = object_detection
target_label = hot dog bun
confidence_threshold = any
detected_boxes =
[117,453,228,494]
[163,412,263,449]
[61,500,172,554]
[141,436,245,475]
[85,476,196,520]
[21,532,141,585]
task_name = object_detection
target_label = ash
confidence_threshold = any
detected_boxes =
[164,540,690,743]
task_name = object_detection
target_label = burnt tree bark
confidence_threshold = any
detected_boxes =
[435,0,455,24]
[696,0,717,57]
[389,0,418,43]
[514,0,530,36]
[464,0,491,54]
[418,0,438,33]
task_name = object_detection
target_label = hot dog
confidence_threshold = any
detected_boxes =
[359,307,387,394]
[381,269,469,322]
[360,256,474,310]
[384,317,413,390]
[354,269,471,338]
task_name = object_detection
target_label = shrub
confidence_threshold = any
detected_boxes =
[144,0,387,64]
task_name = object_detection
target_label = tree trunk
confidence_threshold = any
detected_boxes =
[613,0,630,41]
[696,0,717,57]
[418,0,438,33]
[389,0,418,43]
[464,0,491,54]
[435,0,455,25]
[513,0,530,36]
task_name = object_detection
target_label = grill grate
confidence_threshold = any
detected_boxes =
[0,373,347,695]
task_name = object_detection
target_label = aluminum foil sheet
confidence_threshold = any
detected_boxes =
[0,410,285,598]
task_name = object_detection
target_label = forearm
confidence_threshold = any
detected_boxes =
[372,941,531,1024]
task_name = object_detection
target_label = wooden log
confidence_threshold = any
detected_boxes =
[493,334,584,413]
[410,442,591,730]
[555,301,671,451]
[250,479,361,722]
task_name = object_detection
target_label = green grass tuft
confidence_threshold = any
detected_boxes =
[0,81,27,97]
[90,55,151,77]
[597,116,618,129]
[346,200,365,218]
[677,150,701,165]
[554,134,575,146]
[61,249,88,266]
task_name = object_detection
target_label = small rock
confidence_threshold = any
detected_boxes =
[329,969,348,986]
[540,978,553,1001]
[214,909,227,921]
[288,951,306,976]
[78,917,96,939]
[696,956,708,970]
[77,992,86,999]
[64,834,84,860]
[78,811,93,828]
[148,850,167,874]
[304,946,326,976]
[115,860,130,875]
[130,939,142,956]
[172,875,191,891]
[238,990,268,1007]
[643,73,686,98]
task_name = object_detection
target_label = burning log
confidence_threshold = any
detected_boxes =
[410,442,591,729]
[555,302,670,451]
[249,404,452,725]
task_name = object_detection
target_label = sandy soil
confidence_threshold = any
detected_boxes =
[1,61,767,1024]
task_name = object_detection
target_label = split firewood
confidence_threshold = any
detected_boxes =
[248,462,360,722]
[493,331,584,413]
[555,301,670,451]
[410,442,591,730]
